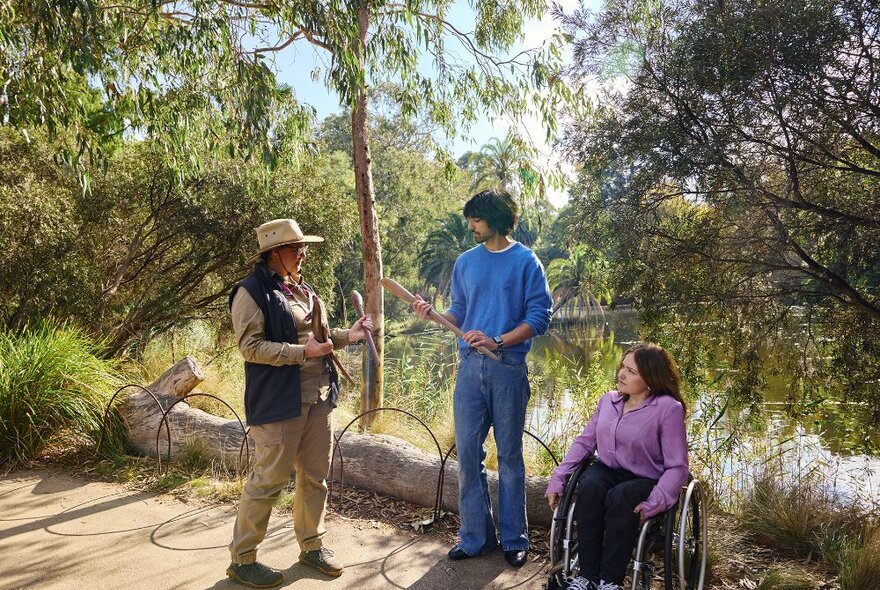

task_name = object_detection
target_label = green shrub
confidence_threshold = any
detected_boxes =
[0,322,123,464]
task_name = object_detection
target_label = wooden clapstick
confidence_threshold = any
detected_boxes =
[380,277,499,361]
[351,290,379,364]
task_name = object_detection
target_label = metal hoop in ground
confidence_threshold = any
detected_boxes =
[331,407,445,523]
[95,384,165,458]
[524,429,560,467]
[155,393,249,478]
[436,428,559,527]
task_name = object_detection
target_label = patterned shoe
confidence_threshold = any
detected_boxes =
[298,547,345,577]
[225,562,283,589]
[567,577,598,590]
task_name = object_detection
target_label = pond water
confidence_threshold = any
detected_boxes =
[384,309,880,511]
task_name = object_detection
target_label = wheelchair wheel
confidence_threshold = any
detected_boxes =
[629,517,662,590]
[548,460,591,588]
[664,480,707,590]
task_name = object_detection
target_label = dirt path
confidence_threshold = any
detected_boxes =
[0,469,548,590]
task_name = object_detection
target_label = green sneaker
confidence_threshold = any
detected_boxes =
[225,562,284,588]
[298,547,345,577]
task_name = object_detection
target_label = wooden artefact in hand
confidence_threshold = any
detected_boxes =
[380,277,499,361]
[310,294,355,386]
[351,290,379,365]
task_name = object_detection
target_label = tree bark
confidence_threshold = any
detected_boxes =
[331,431,554,528]
[351,6,383,428]
[147,356,205,398]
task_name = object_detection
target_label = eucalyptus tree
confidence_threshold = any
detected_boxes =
[2,1,568,411]
[0,1,311,187]
[237,0,568,411]
[560,0,880,416]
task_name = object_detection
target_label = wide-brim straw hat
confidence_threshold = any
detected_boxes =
[247,218,324,263]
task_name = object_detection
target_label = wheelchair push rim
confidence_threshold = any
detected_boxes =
[665,479,707,590]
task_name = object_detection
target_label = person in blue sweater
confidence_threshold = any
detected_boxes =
[412,188,552,568]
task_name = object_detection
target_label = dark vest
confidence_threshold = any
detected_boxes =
[229,263,303,426]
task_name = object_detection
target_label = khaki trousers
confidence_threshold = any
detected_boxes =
[229,397,333,563]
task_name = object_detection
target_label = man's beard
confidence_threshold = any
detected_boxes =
[472,229,495,243]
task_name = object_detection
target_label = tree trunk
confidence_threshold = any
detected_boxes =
[147,356,204,398]
[116,360,554,527]
[351,6,383,428]
[119,356,246,461]
[332,431,554,528]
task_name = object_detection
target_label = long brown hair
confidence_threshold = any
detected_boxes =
[620,343,686,413]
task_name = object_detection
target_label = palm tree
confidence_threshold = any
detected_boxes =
[459,136,523,190]
[457,135,548,206]
[418,213,473,302]
[457,135,553,247]
[545,245,613,324]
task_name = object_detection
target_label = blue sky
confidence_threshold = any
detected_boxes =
[266,0,601,206]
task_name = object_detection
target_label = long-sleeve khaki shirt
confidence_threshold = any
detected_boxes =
[230,278,350,404]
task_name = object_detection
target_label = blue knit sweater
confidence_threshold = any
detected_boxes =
[447,242,552,362]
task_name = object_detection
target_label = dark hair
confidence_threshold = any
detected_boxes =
[463,188,518,236]
[620,343,686,413]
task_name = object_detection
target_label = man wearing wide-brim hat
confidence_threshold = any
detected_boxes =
[226,218,372,588]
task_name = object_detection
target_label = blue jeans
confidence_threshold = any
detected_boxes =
[453,349,530,554]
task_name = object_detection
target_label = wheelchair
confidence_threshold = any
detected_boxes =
[546,460,707,590]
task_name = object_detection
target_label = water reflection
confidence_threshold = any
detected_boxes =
[386,309,880,509]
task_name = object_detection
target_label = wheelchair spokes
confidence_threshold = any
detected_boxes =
[549,470,707,590]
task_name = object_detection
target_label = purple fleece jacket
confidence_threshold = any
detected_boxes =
[546,391,689,518]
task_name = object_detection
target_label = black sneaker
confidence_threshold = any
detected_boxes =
[225,562,284,588]
[298,547,344,577]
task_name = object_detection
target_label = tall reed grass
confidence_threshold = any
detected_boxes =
[135,322,245,418]
[738,470,880,590]
[0,322,124,464]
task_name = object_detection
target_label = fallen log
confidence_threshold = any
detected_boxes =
[332,430,553,528]
[147,356,205,398]
[120,356,248,463]
[118,357,554,527]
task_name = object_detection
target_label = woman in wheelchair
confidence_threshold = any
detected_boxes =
[545,343,688,590]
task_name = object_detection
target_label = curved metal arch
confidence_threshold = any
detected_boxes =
[331,407,446,523]
[524,429,560,467]
[95,384,165,457]
[155,393,249,478]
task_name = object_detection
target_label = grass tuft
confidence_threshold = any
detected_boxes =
[837,524,880,590]
[755,567,816,590]
[0,322,125,465]
[739,474,836,557]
